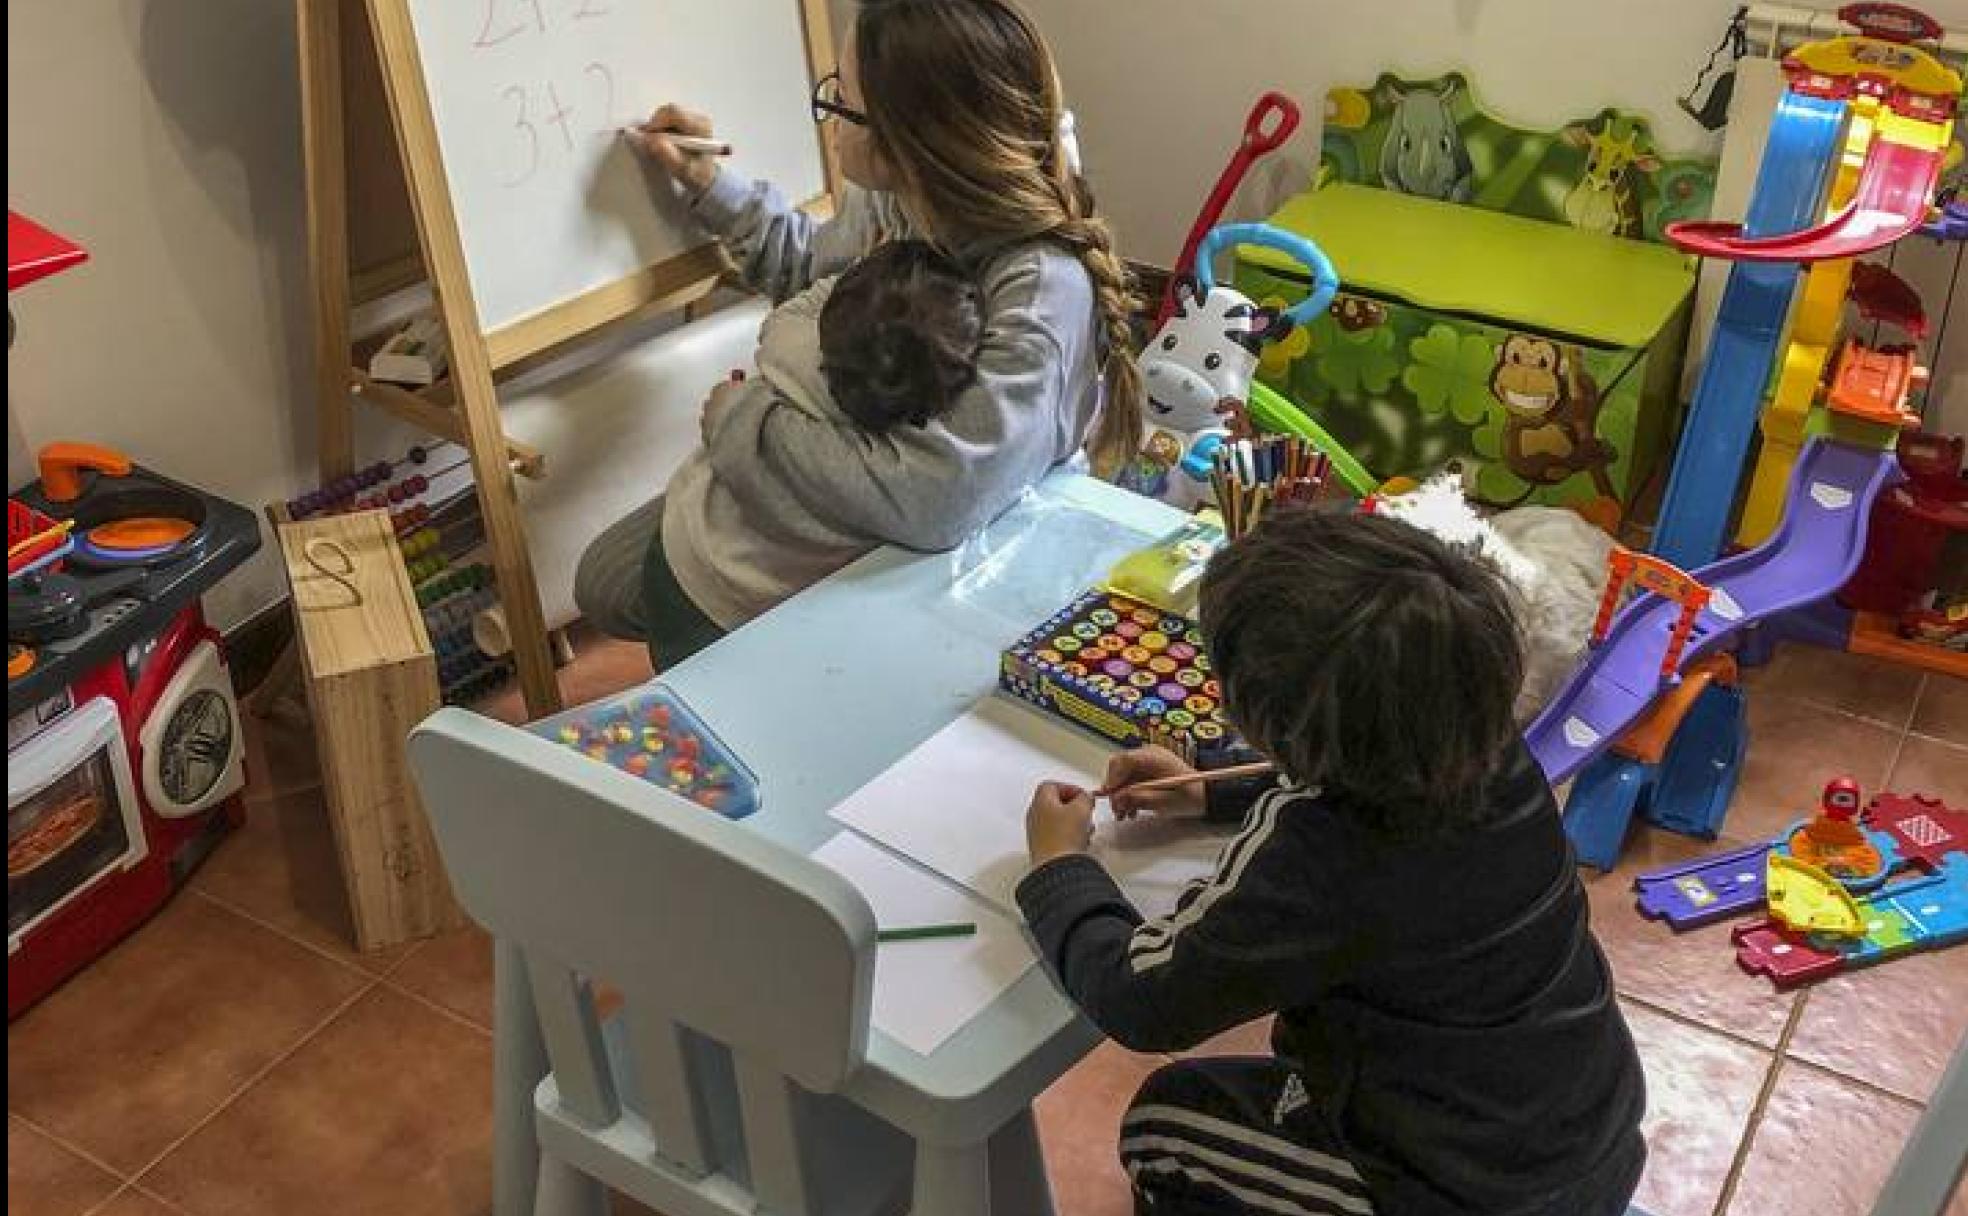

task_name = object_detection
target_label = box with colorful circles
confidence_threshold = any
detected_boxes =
[530,683,760,820]
[999,590,1238,763]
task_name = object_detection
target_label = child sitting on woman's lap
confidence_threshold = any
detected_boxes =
[651,239,984,664]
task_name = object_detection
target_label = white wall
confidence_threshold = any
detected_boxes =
[8,0,319,627]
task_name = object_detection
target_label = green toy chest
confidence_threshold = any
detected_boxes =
[1235,76,1713,523]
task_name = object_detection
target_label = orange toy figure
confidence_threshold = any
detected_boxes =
[1788,776,1887,881]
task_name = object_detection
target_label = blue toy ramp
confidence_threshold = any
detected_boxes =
[1565,754,1653,870]
[1645,681,1747,839]
[1650,90,1846,570]
[1526,438,1900,786]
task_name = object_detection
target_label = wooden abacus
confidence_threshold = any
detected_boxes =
[272,443,516,706]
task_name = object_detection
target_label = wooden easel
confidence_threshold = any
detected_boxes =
[294,0,838,718]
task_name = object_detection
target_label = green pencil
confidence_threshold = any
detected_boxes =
[877,922,978,943]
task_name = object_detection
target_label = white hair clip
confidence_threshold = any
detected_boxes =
[1059,109,1083,177]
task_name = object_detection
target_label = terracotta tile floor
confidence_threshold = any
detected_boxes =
[8,629,1964,1216]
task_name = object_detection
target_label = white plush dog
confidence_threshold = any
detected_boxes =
[1372,472,1613,723]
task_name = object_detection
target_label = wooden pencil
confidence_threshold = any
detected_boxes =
[1099,760,1276,799]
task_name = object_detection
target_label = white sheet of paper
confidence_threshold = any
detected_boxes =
[828,695,1228,919]
[809,832,1033,1056]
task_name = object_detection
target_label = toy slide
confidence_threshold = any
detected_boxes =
[1650,90,1847,569]
[1666,110,1952,263]
[1526,437,1901,785]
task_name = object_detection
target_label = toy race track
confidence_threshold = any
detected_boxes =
[1734,853,1968,987]
[1648,89,1846,569]
[1525,437,1900,785]
[1632,786,1968,991]
[1666,21,1960,264]
[1666,111,1952,262]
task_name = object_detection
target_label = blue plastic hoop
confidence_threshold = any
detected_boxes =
[1192,222,1339,329]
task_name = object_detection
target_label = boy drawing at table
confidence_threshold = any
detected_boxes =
[1018,508,1646,1216]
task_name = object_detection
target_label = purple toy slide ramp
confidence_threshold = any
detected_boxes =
[1526,438,1901,785]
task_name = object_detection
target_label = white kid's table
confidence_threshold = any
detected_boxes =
[488,471,1186,1216]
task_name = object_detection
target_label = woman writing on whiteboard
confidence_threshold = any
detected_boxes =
[573,0,1141,666]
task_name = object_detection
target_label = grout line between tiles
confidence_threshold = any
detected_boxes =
[1711,993,1808,1215]
[10,1108,133,1189]
[78,1184,136,1216]
[1881,729,1911,791]
[130,1183,195,1215]
[375,973,497,1039]
[1618,992,1787,1059]
[76,1182,194,1216]
[182,888,394,980]
[189,884,481,1026]
[1776,1055,1929,1111]
[1782,684,1921,736]
[1901,726,1967,753]
[120,976,382,1191]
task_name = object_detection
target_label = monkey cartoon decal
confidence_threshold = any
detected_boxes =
[1488,335,1617,498]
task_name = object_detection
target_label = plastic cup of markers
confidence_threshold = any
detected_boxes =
[530,682,762,821]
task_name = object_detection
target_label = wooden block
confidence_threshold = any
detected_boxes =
[278,508,462,950]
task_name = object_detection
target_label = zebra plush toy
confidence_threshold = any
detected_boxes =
[1121,223,1338,509]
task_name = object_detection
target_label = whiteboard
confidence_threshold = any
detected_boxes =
[401,0,828,332]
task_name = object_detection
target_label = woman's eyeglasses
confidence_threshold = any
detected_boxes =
[811,72,867,127]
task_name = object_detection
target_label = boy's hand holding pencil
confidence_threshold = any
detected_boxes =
[1101,745,1210,820]
[1028,747,1282,865]
[1027,781,1097,865]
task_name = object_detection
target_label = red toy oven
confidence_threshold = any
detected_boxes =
[8,609,247,1018]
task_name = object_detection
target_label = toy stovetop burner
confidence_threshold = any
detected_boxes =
[1000,589,1240,764]
[8,443,260,714]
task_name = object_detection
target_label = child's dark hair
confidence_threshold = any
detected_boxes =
[1199,506,1526,834]
[819,240,984,432]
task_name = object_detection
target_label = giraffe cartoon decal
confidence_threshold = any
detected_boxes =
[1561,118,1663,238]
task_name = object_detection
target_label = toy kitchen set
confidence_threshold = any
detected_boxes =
[8,211,261,1017]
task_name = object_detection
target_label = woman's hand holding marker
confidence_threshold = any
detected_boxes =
[623,104,726,195]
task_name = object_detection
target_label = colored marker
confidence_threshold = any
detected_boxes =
[622,128,732,156]
[877,923,977,943]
